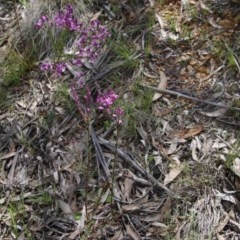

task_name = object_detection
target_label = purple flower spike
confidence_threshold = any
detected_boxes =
[35,15,48,28]
[96,90,118,109]
[40,62,52,72]
[53,4,80,31]
[66,4,73,16]
[55,62,67,76]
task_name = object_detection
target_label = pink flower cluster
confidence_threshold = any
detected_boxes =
[40,62,67,76]
[36,4,111,75]
[96,90,118,110]
[71,82,93,121]
[54,4,81,31]
[36,4,124,125]
[76,20,111,64]
[97,90,124,125]
[35,15,48,29]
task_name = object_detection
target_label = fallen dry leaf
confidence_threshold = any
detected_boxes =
[200,107,227,117]
[215,212,230,233]
[232,158,240,177]
[182,124,204,139]
[126,224,140,240]
[217,233,226,240]
[164,157,183,185]
[190,139,199,162]
[152,71,168,101]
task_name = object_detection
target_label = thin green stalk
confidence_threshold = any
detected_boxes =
[84,120,91,222]
[110,124,119,213]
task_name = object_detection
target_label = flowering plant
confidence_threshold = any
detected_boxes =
[36,4,110,75]
[36,4,124,124]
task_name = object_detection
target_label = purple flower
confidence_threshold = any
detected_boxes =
[113,107,124,118]
[35,15,48,28]
[113,107,124,125]
[91,20,100,28]
[53,4,80,31]
[54,12,66,27]
[55,62,67,76]
[40,62,52,72]
[96,90,118,110]
[66,4,73,16]
[72,58,82,66]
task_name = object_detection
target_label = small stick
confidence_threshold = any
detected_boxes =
[140,84,240,112]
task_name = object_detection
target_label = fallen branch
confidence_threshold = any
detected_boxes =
[140,84,240,112]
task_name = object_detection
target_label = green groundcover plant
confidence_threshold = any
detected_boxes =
[36,4,124,124]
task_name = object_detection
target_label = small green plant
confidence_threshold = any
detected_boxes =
[56,83,75,112]
[225,137,240,169]
[213,41,240,71]
[112,40,139,70]
[7,200,30,238]
[0,88,9,110]
[30,192,54,205]
[1,50,32,86]
[133,85,153,112]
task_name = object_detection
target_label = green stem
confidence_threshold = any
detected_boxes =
[84,121,91,222]
[110,124,119,214]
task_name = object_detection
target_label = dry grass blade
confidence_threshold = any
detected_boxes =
[89,124,110,178]
[99,137,175,197]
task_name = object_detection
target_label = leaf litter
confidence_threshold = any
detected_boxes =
[1,0,240,239]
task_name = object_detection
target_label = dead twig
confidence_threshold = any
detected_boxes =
[140,84,240,112]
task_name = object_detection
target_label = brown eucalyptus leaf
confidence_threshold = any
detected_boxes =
[182,124,204,139]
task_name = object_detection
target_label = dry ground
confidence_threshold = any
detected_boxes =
[1,0,240,239]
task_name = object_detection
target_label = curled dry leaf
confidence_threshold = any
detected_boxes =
[68,205,86,239]
[215,212,230,233]
[164,157,183,185]
[214,189,237,204]
[217,234,226,240]
[169,124,203,140]
[232,158,240,178]
[200,107,227,117]
[126,224,140,240]
[190,139,199,162]
[58,199,73,218]
[182,124,204,139]
[155,12,164,29]
[168,138,179,155]
[152,71,168,102]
